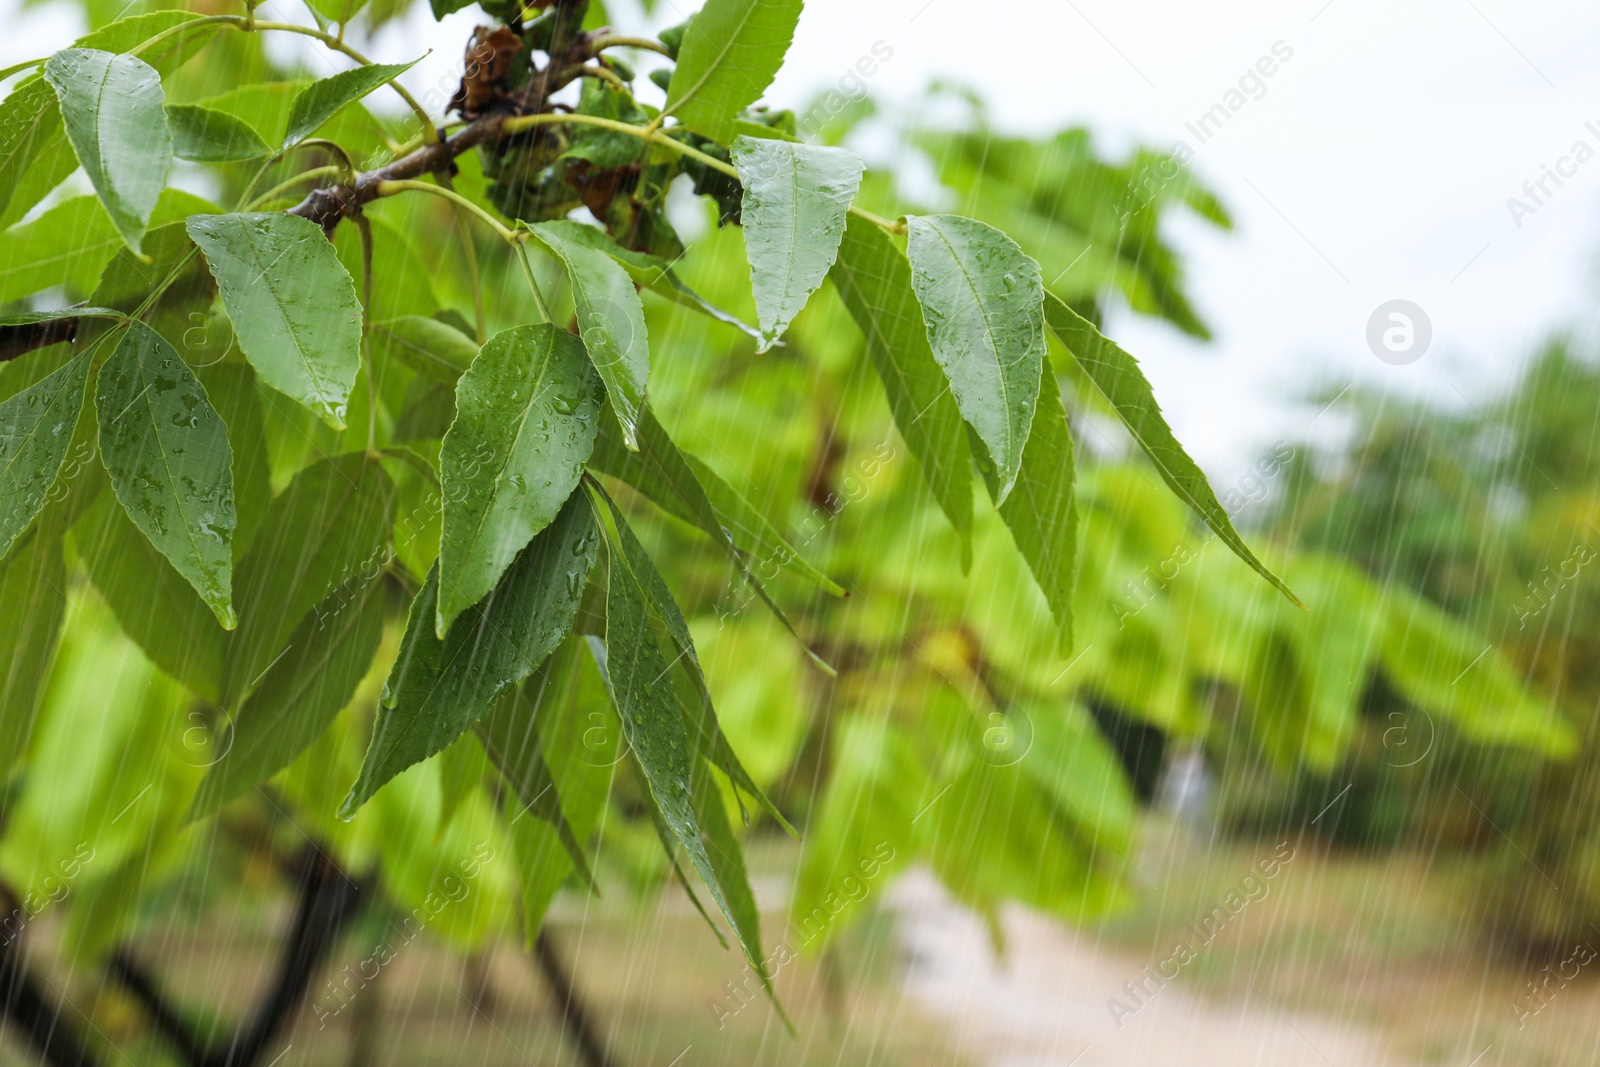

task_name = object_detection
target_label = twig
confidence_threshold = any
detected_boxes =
[532,930,618,1067]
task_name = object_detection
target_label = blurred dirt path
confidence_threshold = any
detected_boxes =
[886,870,1439,1067]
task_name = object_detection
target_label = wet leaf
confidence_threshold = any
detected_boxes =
[282,58,421,149]
[0,349,89,560]
[664,0,803,143]
[188,212,363,430]
[437,323,604,635]
[371,315,480,384]
[166,104,271,162]
[731,136,863,351]
[905,213,1046,504]
[96,322,236,628]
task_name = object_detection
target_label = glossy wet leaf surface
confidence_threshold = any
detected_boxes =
[281,58,421,149]
[0,350,90,560]
[95,322,236,628]
[664,0,803,143]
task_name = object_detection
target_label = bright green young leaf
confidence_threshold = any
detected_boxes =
[979,362,1078,651]
[527,222,650,451]
[281,58,421,149]
[371,315,479,384]
[686,453,842,595]
[0,350,90,560]
[905,213,1047,504]
[1043,291,1303,609]
[437,323,604,635]
[74,492,226,701]
[664,0,803,143]
[341,490,599,817]
[222,452,394,707]
[0,308,119,326]
[0,520,67,782]
[731,136,863,351]
[166,104,272,162]
[96,322,237,629]
[188,212,363,430]
[830,215,973,565]
[43,49,172,254]
[190,577,384,821]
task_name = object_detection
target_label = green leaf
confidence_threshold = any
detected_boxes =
[44,49,172,254]
[589,405,836,670]
[341,489,599,817]
[0,520,68,781]
[84,219,219,350]
[589,484,794,832]
[0,308,120,326]
[664,0,803,143]
[370,315,479,384]
[830,215,973,565]
[74,491,225,700]
[190,577,384,821]
[497,638,618,942]
[96,322,236,629]
[188,212,363,430]
[0,350,90,560]
[526,223,650,451]
[193,361,272,559]
[731,137,863,352]
[435,730,488,838]
[165,104,271,162]
[478,688,595,888]
[1042,291,1303,608]
[684,453,842,595]
[437,323,604,635]
[905,213,1046,504]
[977,362,1077,651]
[282,58,421,149]
[222,452,394,707]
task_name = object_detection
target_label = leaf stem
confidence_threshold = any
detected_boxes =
[374,179,516,244]
[437,173,488,344]
[354,214,379,456]
[587,35,672,57]
[245,166,348,210]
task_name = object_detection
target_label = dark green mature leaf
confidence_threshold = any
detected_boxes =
[166,104,271,162]
[188,213,363,430]
[96,322,237,629]
[371,315,479,384]
[590,405,836,669]
[193,362,272,559]
[190,577,384,820]
[905,213,1046,504]
[535,219,759,338]
[1042,292,1303,608]
[0,350,90,560]
[497,638,618,942]
[527,223,649,451]
[830,215,973,566]
[75,492,225,700]
[281,58,421,149]
[44,49,172,254]
[222,452,394,706]
[589,484,794,831]
[664,0,803,143]
[978,363,1077,651]
[731,137,863,352]
[341,490,599,817]
[437,324,604,635]
[0,520,67,780]
[85,219,219,352]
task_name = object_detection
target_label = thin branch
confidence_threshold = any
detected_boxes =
[532,930,618,1067]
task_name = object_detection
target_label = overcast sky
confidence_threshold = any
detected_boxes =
[10,0,1600,475]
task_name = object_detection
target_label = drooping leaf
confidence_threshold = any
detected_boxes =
[96,322,236,629]
[43,49,172,253]
[830,215,973,565]
[527,223,650,451]
[905,213,1046,504]
[436,730,489,838]
[281,58,421,149]
[731,137,863,351]
[0,350,89,560]
[192,361,272,559]
[685,452,842,595]
[190,577,384,821]
[341,490,599,817]
[1042,291,1303,608]
[663,0,804,143]
[74,492,225,701]
[370,315,479,384]
[165,104,272,162]
[222,452,394,707]
[977,361,1077,651]
[589,484,793,831]
[188,212,363,430]
[437,323,604,635]
[589,404,836,671]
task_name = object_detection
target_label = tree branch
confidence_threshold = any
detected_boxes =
[0,934,100,1067]
[531,930,618,1067]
